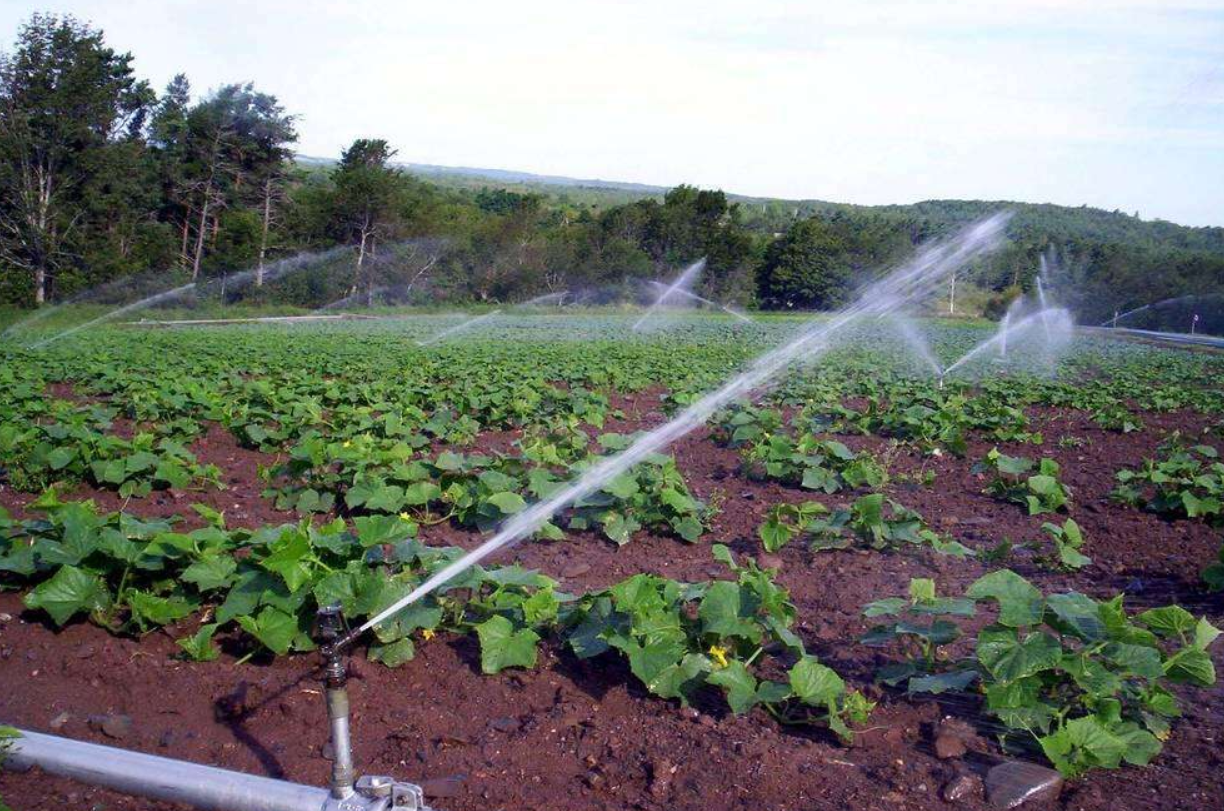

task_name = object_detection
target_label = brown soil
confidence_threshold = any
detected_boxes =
[2,405,1224,811]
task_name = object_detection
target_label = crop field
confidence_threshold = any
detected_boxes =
[2,313,1223,811]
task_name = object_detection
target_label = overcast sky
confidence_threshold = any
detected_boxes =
[3,0,1223,226]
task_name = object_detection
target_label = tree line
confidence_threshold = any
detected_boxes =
[2,13,1222,323]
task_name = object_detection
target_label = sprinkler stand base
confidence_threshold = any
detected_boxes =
[323,775,429,811]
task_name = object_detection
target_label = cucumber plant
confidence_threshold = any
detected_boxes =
[1113,436,1222,525]
[758,494,972,557]
[862,572,1221,777]
[975,447,1072,515]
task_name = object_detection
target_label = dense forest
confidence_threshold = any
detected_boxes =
[2,13,1222,324]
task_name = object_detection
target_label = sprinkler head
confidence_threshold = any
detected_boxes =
[315,603,351,676]
[316,603,347,642]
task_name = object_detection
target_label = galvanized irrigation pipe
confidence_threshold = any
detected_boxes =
[2,727,430,811]
[4,728,330,811]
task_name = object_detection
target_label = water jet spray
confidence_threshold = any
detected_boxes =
[416,310,502,346]
[633,259,706,331]
[645,280,754,324]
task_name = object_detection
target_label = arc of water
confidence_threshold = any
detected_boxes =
[632,259,706,331]
[1100,293,1217,328]
[519,291,569,308]
[1035,277,1053,341]
[2,267,195,339]
[646,281,753,324]
[999,297,1026,359]
[941,306,1066,379]
[24,247,353,348]
[888,314,942,376]
[355,214,1011,638]
[29,282,199,349]
[315,286,389,313]
[416,310,502,346]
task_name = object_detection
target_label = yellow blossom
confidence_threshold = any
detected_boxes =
[708,644,730,669]
[422,629,436,641]
[399,512,413,521]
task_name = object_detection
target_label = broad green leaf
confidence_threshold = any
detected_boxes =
[369,638,416,668]
[1163,647,1216,686]
[789,656,845,706]
[365,484,406,513]
[176,623,220,661]
[0,542,36,576]
[47,446,76,470]
[698,581,761,641]
[967,569,1044,627]
[862,597,907,618]
[1046,592,1105,642]
[260,530,312,592]
[181,554,237,592]
[1194,617,1221,651]
[1063,653,1122,695]
[909,579,936,603]
[353,514,415,547]
[24,565,111,626]
[127,590,193,628]
[1038,716,1126,777]
[522,587,560,625]
[853,493,885,527]
[908,670,978,694]
[648,652,710,703]
[484,565,545,588]
[1137,605,1197,639]
[995,453,1032,476]
[758,515,794,553]
[602,512,641,545]
[1101,642,1164,680]
[236,606,298,656]
[475,615,539,674]
[672,516,703,543]
[402,481,442,506]
[1116,723,1162,766]
[658,487,695,513]
[707,660,760,713]
[626,636,685,689]
[985,678,1055,733]
[976,627,1061,682]
[486,491,527,515]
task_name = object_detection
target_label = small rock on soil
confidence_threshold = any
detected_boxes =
[88,713,132,740]
[942,774,984,802]
[986,761,1063,809]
